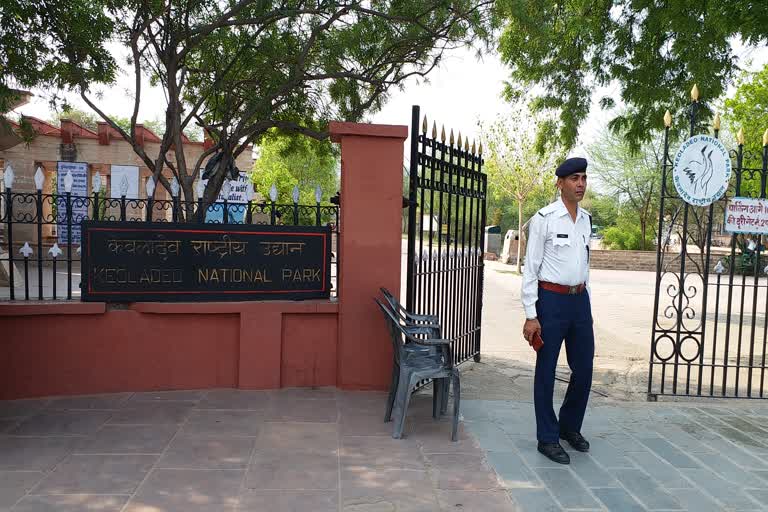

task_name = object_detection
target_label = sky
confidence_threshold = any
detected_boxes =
[14,41,768,164]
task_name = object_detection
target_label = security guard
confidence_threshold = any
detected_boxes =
[521,157,594,465]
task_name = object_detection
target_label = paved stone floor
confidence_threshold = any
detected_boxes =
[0,388,505,512]
[4,388,768,511]
[464,399,768,512]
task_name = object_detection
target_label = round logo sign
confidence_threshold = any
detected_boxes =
[673,135,731,206]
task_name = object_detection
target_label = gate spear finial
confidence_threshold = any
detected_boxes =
[691,84,700,102]
[663,110,672,128]
[738,128,745,145]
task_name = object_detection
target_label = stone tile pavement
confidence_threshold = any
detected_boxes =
[0,388,506,512]
[463,399,768,511]
[3,388,768,511]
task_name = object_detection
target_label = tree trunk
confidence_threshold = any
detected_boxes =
[516,199,524,273]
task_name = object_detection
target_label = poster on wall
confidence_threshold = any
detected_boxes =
[57,161,89,245]
[110,165,140,199]
[200,172,251,223]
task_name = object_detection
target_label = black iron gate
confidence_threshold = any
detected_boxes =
[405,105,487,366]
[649,96,768,399]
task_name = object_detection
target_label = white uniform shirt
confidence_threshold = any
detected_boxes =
[521,198,592,319]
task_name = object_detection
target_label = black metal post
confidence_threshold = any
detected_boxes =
[648,116,672,399]
[23,256,29,300]
[93,191,100,221]
[246,200,253,224]
[197,197,205,223]
[270,200,276,225]
[51,253,57,299]
[406,105,420,311]
[223,200,229,224]
[146,197,153,222]
[37,189,43,300]
[315,201,321,226]
[172,196,179,222]
[66,191,72,299]
[5,188,14,300]
[120,195,127,221]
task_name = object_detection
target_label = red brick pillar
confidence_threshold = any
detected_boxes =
[329,122,408,390]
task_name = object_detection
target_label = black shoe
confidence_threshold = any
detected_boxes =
[537,442,570,464]
[560,431,590,452]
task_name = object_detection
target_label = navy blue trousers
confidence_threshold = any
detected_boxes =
[534,288,594,443]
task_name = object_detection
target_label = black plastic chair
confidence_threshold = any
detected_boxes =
[378,289,447,422]
[375,299,460,441]
[380,287,441,334]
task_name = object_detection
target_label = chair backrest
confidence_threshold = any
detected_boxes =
[375,299,405,365]
[379,287,406,317]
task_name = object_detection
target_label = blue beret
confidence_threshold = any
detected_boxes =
[555,157,588,177]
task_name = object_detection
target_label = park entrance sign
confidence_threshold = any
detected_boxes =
[81,221,331,302]
[672,134,730,206]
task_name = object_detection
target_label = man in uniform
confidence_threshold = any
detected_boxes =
[521,157,594,465]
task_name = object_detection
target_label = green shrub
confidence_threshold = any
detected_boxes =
[602,224,643,250]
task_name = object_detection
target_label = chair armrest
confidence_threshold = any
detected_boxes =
[404,334,451,346]
[404,311,440,324]
[403,325,440,337]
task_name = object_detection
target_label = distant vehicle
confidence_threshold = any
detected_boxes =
[591,225,603,239]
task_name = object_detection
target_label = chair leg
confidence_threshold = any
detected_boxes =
[432,379,439,419]
[440,376,450,416]
[391,367,413,438]
[393,373,421,440]
[385,362,399,423]
[451,371,461,442]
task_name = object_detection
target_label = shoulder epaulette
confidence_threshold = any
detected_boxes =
[538,203,559,217]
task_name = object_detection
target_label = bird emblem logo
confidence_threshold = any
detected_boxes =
[682,146,715,196]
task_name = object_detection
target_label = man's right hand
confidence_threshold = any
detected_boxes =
[523,318,542,343]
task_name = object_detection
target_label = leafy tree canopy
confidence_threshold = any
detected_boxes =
[0,0,119,113]
[251,129,339,204]
[495,0,768,151]
[725,64,768,167]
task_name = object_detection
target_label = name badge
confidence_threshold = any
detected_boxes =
[556,234,568,238]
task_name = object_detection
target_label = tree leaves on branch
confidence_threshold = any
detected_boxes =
[3,0,493,219]
[495,0,768,151]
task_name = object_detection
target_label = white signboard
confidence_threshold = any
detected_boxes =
[725,197,768,234]
[110,165,140,199]
[673,135,731,206]
[199,172,250,203]
[199,172,251,223]
[56,161,88,245]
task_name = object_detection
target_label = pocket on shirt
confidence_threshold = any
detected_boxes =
[551,234,571,250]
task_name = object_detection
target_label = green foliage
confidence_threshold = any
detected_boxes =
[724,64,768,196]
[588,124,661,250]
[602,219,644,250]
[0,0,119,112]
[581,190,619,230]
[10,0,490,206]
[49,108,100,131]
[251,130,339,205]
[495,0,766,150]
[722,237,767,276]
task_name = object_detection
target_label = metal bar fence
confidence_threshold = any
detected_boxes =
[406,105,487,366]
[648,100,768,399]
[0,189,339,301]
